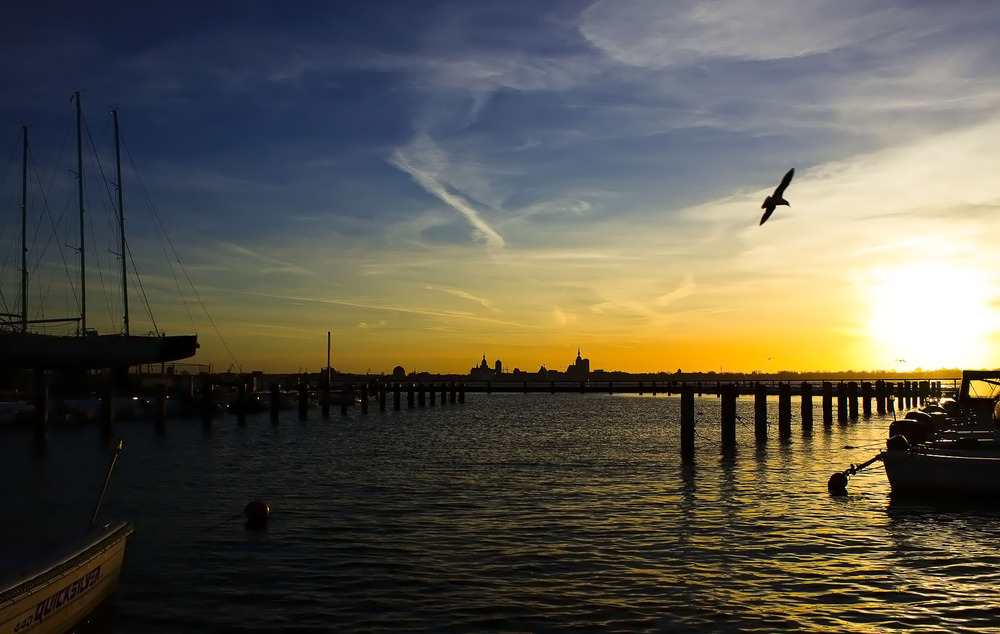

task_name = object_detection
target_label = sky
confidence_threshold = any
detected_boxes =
[2,0,1000,375]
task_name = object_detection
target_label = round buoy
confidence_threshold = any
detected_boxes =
[827,472,848,496]
[244,500,270,529]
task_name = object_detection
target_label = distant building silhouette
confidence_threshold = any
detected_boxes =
[470,354,502,380]
[392,366,406,380]
[566,348,590,379]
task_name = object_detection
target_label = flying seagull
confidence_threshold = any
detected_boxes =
[759,168,795,226]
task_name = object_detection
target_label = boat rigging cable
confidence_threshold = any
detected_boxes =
[120,132,240,370]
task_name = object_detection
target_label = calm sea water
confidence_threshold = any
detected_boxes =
[2,393,1000,633]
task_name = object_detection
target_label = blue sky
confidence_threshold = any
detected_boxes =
[3,1,1000,374]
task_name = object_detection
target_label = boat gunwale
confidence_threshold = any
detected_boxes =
[0,520,133,607]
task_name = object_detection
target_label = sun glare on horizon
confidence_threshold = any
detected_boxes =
[864,261,999,370]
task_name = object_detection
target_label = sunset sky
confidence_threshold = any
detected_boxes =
[2,1,1000,375]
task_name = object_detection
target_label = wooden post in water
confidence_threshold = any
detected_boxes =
[379,384,387,411]
[407,383,415,408]
[155,383,168,431]
[341,384,352,415]
[652,381,657,396]
[801,382,813,431]
[778,382,792,439]
[33,370,49,438]
[681,386,695,463]
[874,380,886,414]
[896,381,904,411]
[429,383,436,406]
[450,383,457,404]
[721,384,737,452]
[822,382,833,426]
[201,377,215,427]
[321,373,330,419]
[904,380,911,408]
[440,383,446,404]
[754,382,767,441]
[459,383,465,403]
[360,383,369,414]
[861,381,872,417]
[638,381,644,396]
[837,382,848,423]
[298,379,309,420]
[848,381,859,418]
[270,383,280,423]
[393,383,401,410]
[235,380,246,426]
[418,383,426,407]
[323,331,331,418]
[99,380,115,436]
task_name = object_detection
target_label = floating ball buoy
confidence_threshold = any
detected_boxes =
[244,500,270,530]
[827,472,848,496]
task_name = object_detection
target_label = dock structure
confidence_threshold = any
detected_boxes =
[13,368,952,453]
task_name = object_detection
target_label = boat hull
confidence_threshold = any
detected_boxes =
[882,448,1000,495]
[0,521,133,634]
[0,332,198,369]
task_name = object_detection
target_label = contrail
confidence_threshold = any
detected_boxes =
[389,134,505,249]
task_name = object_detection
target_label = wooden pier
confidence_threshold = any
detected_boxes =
[10,369,953,453]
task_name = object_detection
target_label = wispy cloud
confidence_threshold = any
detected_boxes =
[423,285,498,311]
[389,133,505,249]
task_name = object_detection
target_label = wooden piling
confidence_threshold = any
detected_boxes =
[800,382,813,431]
[407,383,415,408]
[418,383,426,407]
[638,381,644,396]
[361,384,369,414]
[449,383,457,404]
[848,381,859,418]
[822,382,833,426]
[754,382,767,441]
[837,382,848,423]
[101,381,115,437]
[861,381,872,417]
[875,380,886,414]
[429,383,436,406]
[33,370,48,437]
[681,386,695,463]
[394,383,401,410]
[459,383,465,403]
[379,384,387,411]
[342,384,352,415]
[201,378,214,427]
[155,384,168,430]
[321,373,331,418]
[778,383,791,438]
[270,383,280,423]
[298,380,309,420]
[721,384,737,452]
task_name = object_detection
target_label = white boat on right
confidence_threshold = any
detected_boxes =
[835,370,1000,496]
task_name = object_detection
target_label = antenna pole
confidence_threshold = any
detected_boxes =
[113,109,129,335]
[20,126,28,332]
[75,91,87,335]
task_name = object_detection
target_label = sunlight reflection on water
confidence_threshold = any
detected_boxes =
[2,392,999,632]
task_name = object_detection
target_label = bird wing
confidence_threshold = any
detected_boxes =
[773,168,794,196]
[759,208,774,225]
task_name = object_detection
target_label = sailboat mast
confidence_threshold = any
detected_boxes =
[75,91,87,335]
[113,109,129,336]
[20,125,28,332]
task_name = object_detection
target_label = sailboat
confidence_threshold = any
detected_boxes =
[0,92,198,370]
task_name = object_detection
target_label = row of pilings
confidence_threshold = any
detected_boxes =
[679,380,938,463]
[26,372,942,443]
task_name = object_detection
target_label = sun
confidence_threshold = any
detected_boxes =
[864,262,998,370]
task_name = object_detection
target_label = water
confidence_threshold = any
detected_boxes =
[3,393,1000,632]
